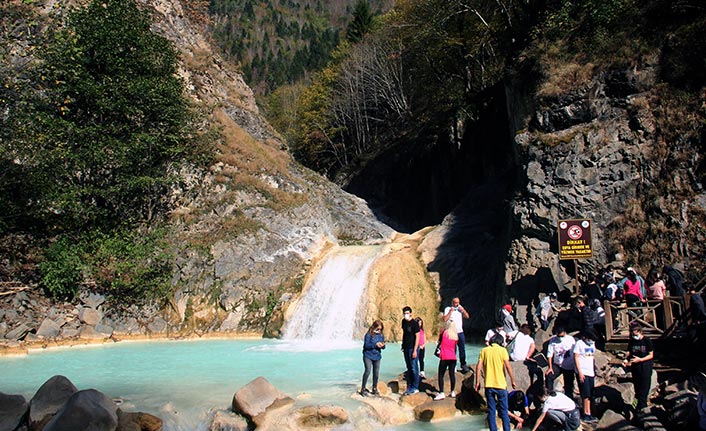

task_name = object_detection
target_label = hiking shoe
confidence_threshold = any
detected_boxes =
[371,389,380,396]
[585,415,598,423]
[403,389,419,395]
[359,388,370,397]
[449,391,456,398]
[434,392,446,400]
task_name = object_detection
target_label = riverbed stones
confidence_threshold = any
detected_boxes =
[232,377,294,423]
[43,389,118,431]
[29,375,78,430]
[5,323,30,341]
[0,392,28,431]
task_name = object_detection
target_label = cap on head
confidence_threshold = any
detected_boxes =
[502,304,512,312]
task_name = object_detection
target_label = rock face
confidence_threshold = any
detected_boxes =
[505,58,706,305]
[43,389,118,431]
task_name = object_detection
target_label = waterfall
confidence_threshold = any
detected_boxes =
[283,245,381,342]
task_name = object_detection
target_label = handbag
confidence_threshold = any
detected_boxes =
[434,344,441,357]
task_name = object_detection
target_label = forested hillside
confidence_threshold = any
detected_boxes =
[208,0,392,94]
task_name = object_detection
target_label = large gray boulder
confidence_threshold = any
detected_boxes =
[43,389,118,431]
[36,318,62,339]
[29,375,78,430]
[4,324,30,341]
[78,307,102,326]
[595,409,640,431]
[231,377,294,423]
[0,392,28,431]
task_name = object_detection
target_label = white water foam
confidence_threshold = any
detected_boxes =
[283,245,381,343]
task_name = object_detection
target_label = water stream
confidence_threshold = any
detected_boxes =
[284,245,381,342]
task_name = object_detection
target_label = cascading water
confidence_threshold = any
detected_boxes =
[283,245,381,342]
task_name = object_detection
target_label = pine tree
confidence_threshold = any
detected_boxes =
[346,0,374,43]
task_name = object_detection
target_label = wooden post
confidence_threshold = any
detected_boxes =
[604,300,613,341]
[574,259,580,294]
[663,297,673,330]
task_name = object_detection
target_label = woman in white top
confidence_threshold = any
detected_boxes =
[532,387,580,431]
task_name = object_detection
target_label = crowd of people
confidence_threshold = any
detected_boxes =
[357,266,706,431]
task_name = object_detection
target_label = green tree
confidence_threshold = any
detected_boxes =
[22,0,197,231]
[346,0,374,43]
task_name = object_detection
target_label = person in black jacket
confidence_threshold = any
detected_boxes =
[688,286,706,343]
[576,296,598,340]
[623,324,654,411]
[662,265,685,297]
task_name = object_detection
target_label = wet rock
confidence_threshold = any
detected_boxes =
[360,395,412,426]
[209,409,248,431]
[78,307,102,326]
[36,318,62,339]
[231,377,294,423]
[29,375,78,431]
[413,398,457,422]
[0,392,28,431]
[43,389,118,431]
[294,405,348,428]
[117,410,163,431]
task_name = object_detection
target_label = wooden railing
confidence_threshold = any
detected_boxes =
[604,296,687,341]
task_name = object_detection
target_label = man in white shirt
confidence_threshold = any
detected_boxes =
[444,297,470,373]
[532,388,581,431]
[510,324,536,362]
[485,321,508,346]
[546,326,576,396]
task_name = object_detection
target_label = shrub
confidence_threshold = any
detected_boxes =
[39,237,83,300]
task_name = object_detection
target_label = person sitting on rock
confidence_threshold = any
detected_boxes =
[485,320,508,346]
[510,324,536,362]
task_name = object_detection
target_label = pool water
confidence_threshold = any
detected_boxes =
[0,338,490,430]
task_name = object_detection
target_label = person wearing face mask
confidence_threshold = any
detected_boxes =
[360,320,385,396]
[618,267,646,307]
[623,324,654,411]
[546,326,576,396]
[401,306,421,395]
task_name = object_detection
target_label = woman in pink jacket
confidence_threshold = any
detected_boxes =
[435,321,459,400]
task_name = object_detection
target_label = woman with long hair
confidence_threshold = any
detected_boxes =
[360,320,385,396]
[435,320,459,400]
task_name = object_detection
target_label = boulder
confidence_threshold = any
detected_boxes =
[399,391,429,408]
[231,377,294,422]
[595,409,640,431]
[209,410,248,431]
[29,375,78,430]
[43,389,118,431]
[413,398,457,422]
[358,395,413,426]
[36,318,62,339]
[5,324,30,341]
[78,307,102,326]
[375,381,392,396]
[79,325,108,340]
[60,327,79,338]
[117,411,163,431]
[94,324,114,337]
[0,392,28,431]
[295,405,348,428]
[80,293,106,309]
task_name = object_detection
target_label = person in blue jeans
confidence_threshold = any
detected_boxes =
[475,333,517,431]
[401,306,420,395]
[360,320,385,396]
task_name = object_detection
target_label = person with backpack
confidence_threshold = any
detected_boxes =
[662,265,685,297]
[618,267,646,307]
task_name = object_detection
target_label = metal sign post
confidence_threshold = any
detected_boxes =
[558,219,594,294]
